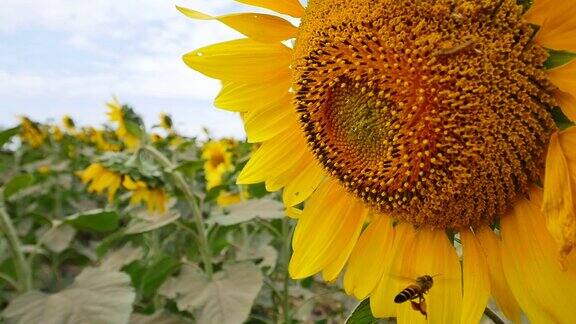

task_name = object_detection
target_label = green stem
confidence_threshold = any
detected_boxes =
[483,307,505,324]
[281,218,292,324]
[0,191,32,292]
[142,146,213,278]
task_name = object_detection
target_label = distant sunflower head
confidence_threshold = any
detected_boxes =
[159,112,173,131]
[78,158,168,214]
[201,140,234,189]
[106,98,142,150]
[19,117,46,148]
[183,0,576,322]
[62,115,75,131]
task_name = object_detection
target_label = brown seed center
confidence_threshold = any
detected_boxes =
[293,0,557,228]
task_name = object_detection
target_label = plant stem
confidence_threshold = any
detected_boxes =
[0,191,32,292]
[484,307,505,324]
[142,146,213,278]
[281,218,292,324]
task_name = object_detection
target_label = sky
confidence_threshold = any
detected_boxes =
[0,0,298,138]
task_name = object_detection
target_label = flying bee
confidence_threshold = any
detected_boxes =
[394,275,436,318]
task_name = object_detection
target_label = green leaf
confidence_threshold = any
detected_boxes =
[130,311,191,324]
[160,263,263,324]
[516,0,533,11]
[551,107,575,130]
[140,255,180,298]
[65,209,120,232]
[125,120,143,138]
[211,199,285,226]
[3,267,135,324]
[100,243,144,271]
[39,224,76,253]
[125,212,180,235]
[346,299,379,324]
[3,174,34,199]
[0,126,20,148]
[544,49,576,69]
[174,160,203,177]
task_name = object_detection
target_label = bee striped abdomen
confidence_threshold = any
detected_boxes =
[394,285,420,303]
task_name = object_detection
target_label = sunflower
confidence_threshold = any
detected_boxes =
[91,130,121,152]
[201,140,234,189]
[78,164,168,213]
[19,117,45,148]
[107,98,141,150]
[182,0,576,322]
[77,163,122,202]
[159,112,174,132]
[123,175,168,214]
[62,115,75,131]
[216,191,242,207]
[50,125,63,142]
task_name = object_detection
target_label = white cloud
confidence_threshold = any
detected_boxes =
[0,0,304,138]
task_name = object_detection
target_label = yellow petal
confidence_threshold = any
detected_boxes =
[235,0,305,18]
[554,89,576,122]
[289,180,366,279]
[183,39,291,81]
[237,128,306,184]
[377,228,462,323]
[107,176,121,202]
[523,0,552,25]
[460,229,490,324]
[282,156,325,206]
[321,202,368,282]
[177,6,297,43]
[369,223,416,318]
[265,154,307,192]
[526,0,576,51]
[548,60,576,105]
[501,187,576,323]
[543,131,576,263]
[244,93,295,143]
[285,206,302,219]
[475,227,521,322]
[215,72,291,112]
[343,215,394,299]
[78,163,103,183]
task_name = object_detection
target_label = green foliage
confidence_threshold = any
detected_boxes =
[3,174,34,199]
[3,268,135,324]
[0,107,356,323]
[544,49,576,69]
[346,299,379,324]
[0,127,20,148]
[65,209,120,232]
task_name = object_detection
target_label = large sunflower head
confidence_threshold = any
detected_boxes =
[182,0,576,322]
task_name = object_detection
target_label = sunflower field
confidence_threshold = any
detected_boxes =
[0,104,355,323]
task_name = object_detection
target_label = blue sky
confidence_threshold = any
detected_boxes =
[0,0,295,138]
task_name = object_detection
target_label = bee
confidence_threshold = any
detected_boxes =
[394,275,435,318]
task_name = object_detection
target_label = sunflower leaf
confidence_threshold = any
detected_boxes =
[551,107,575,130]
[3,174,35,199]
[160,263,263,324]
[544,49,576,69]
[2,268,135,324]
[346,299,379,324]
[0,126,20,148]
[211,199,284,226]
[516,0,533,11]
[65,209,120,232]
